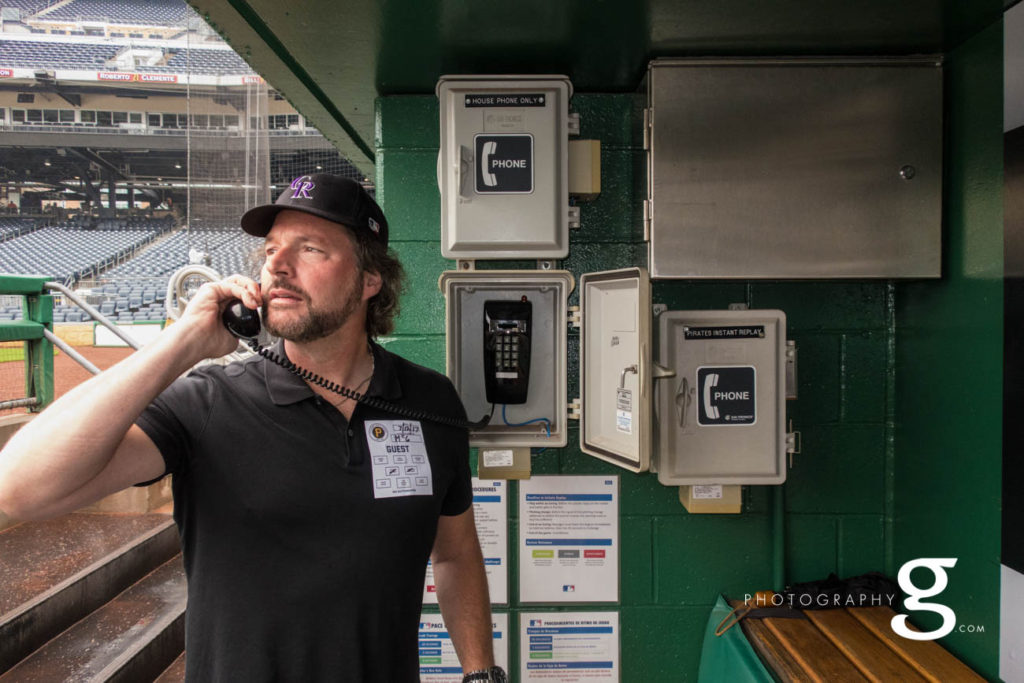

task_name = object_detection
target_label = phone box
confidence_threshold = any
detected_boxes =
[437,75,573,260]
[439,269,573,448]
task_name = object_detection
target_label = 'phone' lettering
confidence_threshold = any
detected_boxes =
[491,159,527,169]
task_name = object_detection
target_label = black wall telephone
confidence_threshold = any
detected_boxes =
[483,298,532,405]
[221,300,489,430]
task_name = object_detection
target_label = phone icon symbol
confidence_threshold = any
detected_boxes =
[480,141,498,187]
[703,372,720,420]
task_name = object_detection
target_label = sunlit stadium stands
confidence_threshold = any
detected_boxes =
[1,0,52,14]
[0,217,39,242]
[160,48,252,74]
[0,219,171,286]
[40,0,190,25]
[0,39,253,75]
[95,227,259,321]
[103,228,261,281]
[0,39,119,69]
[1,226,263,323]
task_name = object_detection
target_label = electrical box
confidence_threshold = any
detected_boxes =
[439,270,573,448]
[579,267,666,472]
[654,309,789,485]
[437,75,573,259]
[645,57,942,278]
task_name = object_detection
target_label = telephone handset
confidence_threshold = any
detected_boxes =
[483,298,532,405]
[480,141,498,187]
[220,300,490,430]
[222,299,261,340]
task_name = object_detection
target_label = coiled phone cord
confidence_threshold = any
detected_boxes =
[244,338,493,431]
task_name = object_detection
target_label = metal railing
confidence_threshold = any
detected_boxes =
[0,274,141,412]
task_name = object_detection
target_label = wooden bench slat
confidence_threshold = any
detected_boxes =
[739,616,816,683]
[764,614,870,682]
[804,609,929,683]
[846,607,985,683]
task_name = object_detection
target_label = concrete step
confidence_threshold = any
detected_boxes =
[0,556,186,683]
[154,651,186,682]
[0,512,179,673]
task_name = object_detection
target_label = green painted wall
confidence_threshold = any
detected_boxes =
[374,24,1003,677]
[892,21,1003,678]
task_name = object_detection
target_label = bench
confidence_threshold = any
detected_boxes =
[729,599,984,682]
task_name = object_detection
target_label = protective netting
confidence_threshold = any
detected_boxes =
[183,11,270,238]
[269,133,371,199]
[0,1,371,414]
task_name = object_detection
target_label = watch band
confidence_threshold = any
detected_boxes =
[462,665,507,682]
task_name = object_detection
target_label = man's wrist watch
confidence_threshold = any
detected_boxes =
[462,666,507,683]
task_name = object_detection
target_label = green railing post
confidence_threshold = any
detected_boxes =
[0,274,55,412]
[24,293,54,411]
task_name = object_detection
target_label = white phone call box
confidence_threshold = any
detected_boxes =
[655,309,789,485]
[437,75,573,259]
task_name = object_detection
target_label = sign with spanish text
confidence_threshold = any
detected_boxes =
[520,612,619,682]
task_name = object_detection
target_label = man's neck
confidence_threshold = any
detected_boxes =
[283,320,374,404]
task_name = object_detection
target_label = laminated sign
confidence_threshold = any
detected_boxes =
[697,366,756,425]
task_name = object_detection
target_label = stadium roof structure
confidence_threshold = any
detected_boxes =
[0,7,364,206]
[187,0,1007,174]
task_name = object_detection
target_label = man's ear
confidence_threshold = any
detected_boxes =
[362,270,383,300]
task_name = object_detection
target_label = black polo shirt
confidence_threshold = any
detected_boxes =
[136,341,471,683]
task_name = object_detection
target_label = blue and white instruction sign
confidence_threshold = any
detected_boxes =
[419,612,509,682]
[424,478,508,604]
[519,476,619,603]
[520,612,619,682]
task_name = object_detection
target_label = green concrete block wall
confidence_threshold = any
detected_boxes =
[374,36,1001,674]
[892,21,1003,678]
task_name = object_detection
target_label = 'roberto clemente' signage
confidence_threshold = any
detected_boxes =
[97,72,178,83]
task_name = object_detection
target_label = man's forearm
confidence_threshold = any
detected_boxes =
[0,324,202,518]
[433,548,495,672]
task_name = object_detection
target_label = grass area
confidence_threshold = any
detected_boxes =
[0,345,60,363]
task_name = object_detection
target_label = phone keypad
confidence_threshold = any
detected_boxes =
[496,334,520,372]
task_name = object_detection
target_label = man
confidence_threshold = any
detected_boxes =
[0,174,505,683]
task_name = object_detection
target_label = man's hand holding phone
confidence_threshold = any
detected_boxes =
[172,275,262,362]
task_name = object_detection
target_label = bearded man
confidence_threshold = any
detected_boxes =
[0,174,504,683]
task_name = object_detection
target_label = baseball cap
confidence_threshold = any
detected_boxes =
[240,173,388,246]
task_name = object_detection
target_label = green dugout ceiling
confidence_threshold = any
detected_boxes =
[187,0,1010,174]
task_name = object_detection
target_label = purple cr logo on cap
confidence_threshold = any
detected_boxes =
[368,217,380,234]
[289,175,315,199]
